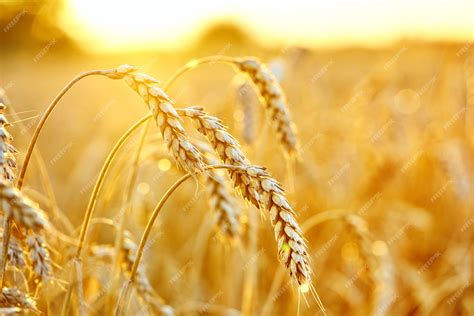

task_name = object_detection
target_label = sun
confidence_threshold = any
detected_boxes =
[60,0,228,52]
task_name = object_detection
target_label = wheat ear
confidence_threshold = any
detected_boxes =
[235,58,299,155]
[194,142,241,240]
[0,183,48,232]
[180,107,312,288]
[0,104,17,184]
[0,101,23,266]
[5,236,25,268]
[26,233,52,282]
[0,287,38,313]
[0,102,19,281]
[204,153,241,240]
[164,56,299,155]
[121,71,204,173]
[205,164,241,240]
[0,106,51,280]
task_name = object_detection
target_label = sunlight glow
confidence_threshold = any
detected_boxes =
[60,0,474,53]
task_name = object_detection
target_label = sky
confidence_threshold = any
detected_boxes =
[59,0,474,52]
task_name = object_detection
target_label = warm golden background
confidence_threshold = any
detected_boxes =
[1,0,473,315]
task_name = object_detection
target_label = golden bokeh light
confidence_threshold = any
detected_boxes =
[158,158,171,171]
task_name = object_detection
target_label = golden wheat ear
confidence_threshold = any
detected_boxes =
[26,233,52,283]
[179,106,313,289]
[0,287,39,313]
[120,71,205,174]
[196,142,242,241]
[234,58,299,156]
[164,56,299,157]
[0,103,17,184]
[5,236,26,268]
[0,102,53,285]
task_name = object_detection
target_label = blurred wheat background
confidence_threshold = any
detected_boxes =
[0,1,473,315]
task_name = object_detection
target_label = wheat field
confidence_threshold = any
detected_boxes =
[1,3,473,316]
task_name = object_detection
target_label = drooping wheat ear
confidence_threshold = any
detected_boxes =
[26,233,52,282]
[0,182,48,232]
[234,58,299,155]
[343,214,390,314]
[180,107,311,288]
[5,236,25,268]
[119,70,204,174]
[0,103,17,184]
[0,287,38,313]
[203,150,241,240]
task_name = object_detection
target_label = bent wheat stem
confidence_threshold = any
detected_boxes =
[18,65,137,189]
[18,70,103,189]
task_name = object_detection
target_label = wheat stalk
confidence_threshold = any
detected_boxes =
[26,233,52,282]
[0,287,38,313]
[120,71,204,174]
[179,107,312,289]
[235,57,299,155]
